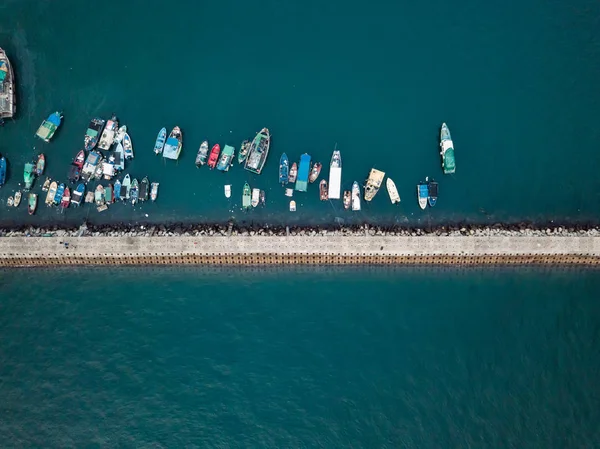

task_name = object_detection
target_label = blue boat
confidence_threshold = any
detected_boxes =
[0,155,6,187]
[295,154,311,192]
[35,111,62,142]
[71,183,85,207]
[154,127,167,155]
[428,180,438,207]
[279,153,289,184]
[417,182,428,210]
[114,179,121,201]
[54,183,65,205]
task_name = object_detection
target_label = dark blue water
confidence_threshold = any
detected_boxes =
[1,267,599,447]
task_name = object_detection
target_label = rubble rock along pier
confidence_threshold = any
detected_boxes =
[1,235,600,266]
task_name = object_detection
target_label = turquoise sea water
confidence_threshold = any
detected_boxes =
[1,0,600,227]
[1,266,599,447]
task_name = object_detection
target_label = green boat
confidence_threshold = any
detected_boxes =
[217,145,235,171]
[440,122,455,174]
[237,140,250,164]
[242,182,251,209]
[23,162,35,190]
[35,111,62,142]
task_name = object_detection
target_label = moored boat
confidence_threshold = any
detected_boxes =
[309,162,322,183]
[102,158,115,180]
[285,188,294,197]
[61,187,70,209]
[289,200,296,212]
[35,154,45,176]
[104,184,113,204]
[94,163,104,180]
[81,151,102,183]
[295,153,311,192]
[114,125,127,144]
[122,174,131,200]
[113,143,125,171]
[13,190,21,207]
[140,177,149,201]
[154,127,167,155]
[417,181,428,210]
[7,196,13,207]
[196,141,209,166]
[260,190,265,206]
[328,147,342,199]
[343,190,351,210]
[207,144,220,169]
[113,180,121,201]
[35,112,62,142]
[386,178,400,204]
[319,179,328,201]
[84,117,105,151]
[217,145,235,171]
[242,182,251,209]
[244,128,271,175]
[279,153,289,184]
[54,183,65,205]
[224,184,231,198]
[42,177,51,192]
[98,115,118,150]
[364,168,385,202]
[123,133,134,160]
[0,48,16,120]
[28,193,37,215]
[130,178,139,204]
[0,155,6,187]
[251,188,260,207]
[45,181,57,205]
[68,164,81,183]
[71,183,85,206]
[289,162,298,184]
[95,185,105,206]
[23,162,35,190]
[428,179,438,207]
[237,140,250,164]
[352,182,361,211]
[150,182,159,201]
[440,123,455,174]
[163,126,182,160]
[74,149,85,169]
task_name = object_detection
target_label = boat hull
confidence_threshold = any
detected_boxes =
[244,128,271,175]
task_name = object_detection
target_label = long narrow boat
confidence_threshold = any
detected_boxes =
[417,181,428,210]
[98,115,118,150]
[319,179,328,201]
[328,147,342,199]
[35,112,62,142]
[130,178,139,204]
[351,182,361,211]
[122,174,131,200]
[207,144,220,169]
[23,162,35,190]
[163,126,182,160]
[113,143,125,171]
[95,185,105,206]
[74,149,85,169]
[309,162,322,183]
[42,177,51,191]
[288,162,298,184]
[54,183,65,205]
[343,190,351,210]
[140,177,149,201]
[35,154,45,176]
[104,184,113,204]
[440,123,455,174]
[150,182,159,201]
[217,145,235,171]
[279,153,289,184]
[71,183,85,207]
[45,181,57,205]
[14,191,22,207]
[225,185,231,198]
[364,169,385,202]
[154,127,167,155]
[428,179,438,207]
[0,48,15,120]
[114,125,127,144]
[0,155,6,187]
[68,164,81,183]
[242,182,251,209]
[28,193,37,215]
[196,141,209,166]
[237,140,250,164]
[61,187,70,210]
[386,178,400,204]
[84,117,105,151]
[251,188,260,207]
[123,133,134,160]
[244,128,271,175]
[295,154,311,192]
[113,180,121,201]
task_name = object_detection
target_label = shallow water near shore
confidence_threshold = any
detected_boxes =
[0,266,599,447]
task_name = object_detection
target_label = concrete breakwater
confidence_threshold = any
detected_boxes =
[1,223,600,266]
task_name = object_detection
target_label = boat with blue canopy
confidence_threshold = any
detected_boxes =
[279,153,289,184]
[35,111,62,142]
[295,153,311,192]
[154,127,167,155]
[163,126,182,160]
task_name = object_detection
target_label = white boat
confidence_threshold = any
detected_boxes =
[150,182,159,201]
[328,147,342,199]
[351,181,361,211]
[224,185,231,198]
[13,191,21,207]
[251,188,260,207]
[114,142,125,171]
[289,200,296,212]
[114,125,127,144]
[98,115,118,150]
[7,196,14,207]
[386,178,400,204]
[285,188,294,197]
[122,174,131,200]
[123,133,134,160]
[364,168,385,202]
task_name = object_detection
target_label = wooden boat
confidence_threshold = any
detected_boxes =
[0,49,16,120]
[364,169,385,202]
[309,162,322,183]
[289,200,296,212]
[35,112,62,142]
[7,196,13,207]
[95,185,105,206]
[279,153,289,184]
[196,141,209,166]
[85,191,95,204]
[140,177,149,201]
[251,188,260,207]
[60,187,70,209]
[343,190,351,210]
[207,144,220,169]
[244,128,271,175]
[54,183,65,205]
[98,115,118,150]
[237,140,250,164]
[71,183,85,207]
[35,154,45,176]
[45,181,57,205]
[150,182,159,201]
[154,127,167,155]
[84,117,105,151]
[319,179,328,201]
[386,178,400,204]
[13,190,21,207]
[123,133,134,160]
[351,182,361,211]
[242,182,251,209]
[28,193,37,215]
[74,149,85,169]
[114,125,127,144]
[224,185,231,198]
[130,178,139,205]
[42,177,51,191]
[162,126,182,160]
[288,162,298,183]
[217,145,235,171]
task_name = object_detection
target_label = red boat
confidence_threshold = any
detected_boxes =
[60,187,71,209]
[207,144,221,169]
[74,149,85,169]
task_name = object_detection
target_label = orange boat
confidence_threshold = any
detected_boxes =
[319,179,328,201]
[207,144,220,169]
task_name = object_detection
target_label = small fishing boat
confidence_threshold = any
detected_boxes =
[295,154,311,192]
[140,177,149,201]
[207,144,220,169]
[130,178,139,205]
[7,196,13,207]
[98,115,118,150]
[328,147,342,200]
[417,181,429,210]
[224,184,231,198]
[113,179,121,200]
[85,191,95,204]
[71,183,85,206]
[35,154,45,176]
[364,169,385,202]
[285,188,294,197]
[154,127,167,155]
[196,141,209,166]
[60,187,70,209]
[42,177,51,191]
[309,162,322,183]
[113,143,125,171]
[28,193,37,215]
[94,163,103,180]
[68,164,81,183]
[279,153,289,184]
[95,185,105,206]
[260,190,265,206]
[428,179,438,207]
[352,182,361,211]
[104,184,113,204]
[122,174,131,200]
[46,181,57,205]
[81,151,101,183]
[440,123,455,174]
[35,111,62,142]
[288,162,298,184]
[102,158,115,180]
[245,128,271,175]
[0,155,6,187]
[343,190,351,210]
[289,200,296,212]
[114,125,127,144]
[150,182,159,201]
[251,188,260,207]
[54,183,65,205]
[74,149,85,169]
[123,133,134,160]
[217,145,235,171]
[84,117,105,151]
[386,178,401,204]
[23,162,35,190]
[319,179,328,201]
[163,126,183,160]
[13,190,21,207]
[242,182,251,209]
[237,140,250,164]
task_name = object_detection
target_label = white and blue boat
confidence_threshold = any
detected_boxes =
[417,181,428,210]
[0,155,6,187]
[54,183,65,205]
[154,127,167,155]
[295,154,311,192]
[279,153,289,184]
[71,183,85,207]
[440,123,455,174]
[114,179,121,202]
[123,133,134,160]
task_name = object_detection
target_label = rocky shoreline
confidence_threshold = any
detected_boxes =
[1,222,600,238]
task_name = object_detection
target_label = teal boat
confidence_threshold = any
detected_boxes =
[154,127,167,155]
[23,162,35,190]
[295,153,311,192]
[35,111,62,142]
[130,178,139,204]
[440,123,455,174]
[279,153,289,184]
[244,128,270,175]
[242,182,251,209]
[216,145,235,171]
[237,140,250,164]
